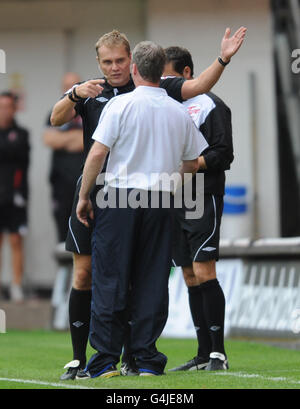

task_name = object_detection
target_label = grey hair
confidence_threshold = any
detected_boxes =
[132,41,166,83]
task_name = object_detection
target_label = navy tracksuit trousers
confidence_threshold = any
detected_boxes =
[86,189,173,376]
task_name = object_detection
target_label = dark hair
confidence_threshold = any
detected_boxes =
[164,46,194,77]
[132,41,166,83]
[0,91,18,104]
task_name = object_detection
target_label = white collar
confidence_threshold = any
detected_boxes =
[134,85,167,96]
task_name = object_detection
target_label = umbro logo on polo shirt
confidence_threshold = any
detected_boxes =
[96,96,109,103]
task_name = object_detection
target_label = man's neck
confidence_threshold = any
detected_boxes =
[107,76,131,89]
[134,78,160,88]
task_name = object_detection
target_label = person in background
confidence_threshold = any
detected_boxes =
[43,73,84,244]
[0,91,30,302]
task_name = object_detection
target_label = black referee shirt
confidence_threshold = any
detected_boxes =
[188,92,234,196]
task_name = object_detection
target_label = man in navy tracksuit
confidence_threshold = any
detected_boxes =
[76,41,207,378]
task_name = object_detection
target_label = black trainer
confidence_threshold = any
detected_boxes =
[205,352,229,371]
[168,356,209,372]
[60,360,83,381]
[120,362,139,376]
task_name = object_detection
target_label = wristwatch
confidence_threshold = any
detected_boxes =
[67,88,79,103]
[73,86,84,101]
[218,56,230,67]
[67,86,84,103]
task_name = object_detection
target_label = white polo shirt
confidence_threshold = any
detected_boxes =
[92,85,208,191]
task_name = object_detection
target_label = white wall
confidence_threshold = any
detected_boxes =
[146,0,280,239]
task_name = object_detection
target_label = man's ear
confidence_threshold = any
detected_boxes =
[131,62,138,76]
[183,66,192,80]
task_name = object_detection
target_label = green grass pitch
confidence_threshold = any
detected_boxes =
[0,330,300,389]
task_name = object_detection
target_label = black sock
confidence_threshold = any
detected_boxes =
[200,279,226,356]
[69,288,92,367]
[188,285,211,360]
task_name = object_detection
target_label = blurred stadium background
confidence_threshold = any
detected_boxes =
[0,0,300,343]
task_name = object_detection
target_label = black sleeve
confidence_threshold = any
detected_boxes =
[160,77,185,103]
[200,97,234,171]
[0,128,30,166]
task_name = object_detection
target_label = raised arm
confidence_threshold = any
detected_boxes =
[181,26,247,100]
[50,96,77,127]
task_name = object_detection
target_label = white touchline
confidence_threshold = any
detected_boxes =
[215,372,300,386]
[0,377,100,390]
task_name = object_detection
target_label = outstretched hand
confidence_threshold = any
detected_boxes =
[75,79,105,99]
[220,26,247,63]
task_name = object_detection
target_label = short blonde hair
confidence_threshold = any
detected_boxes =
[95,29,131,57]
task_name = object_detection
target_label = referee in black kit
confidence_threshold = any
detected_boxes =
[76,41,208,378]
[50,28,246,379]
[163,47,234,371]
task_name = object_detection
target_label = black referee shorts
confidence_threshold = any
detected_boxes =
[51,179,77,243]
[173,194,224,266]
[65,176,98,255]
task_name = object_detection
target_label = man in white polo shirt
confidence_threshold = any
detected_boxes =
[76,41,208,378]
